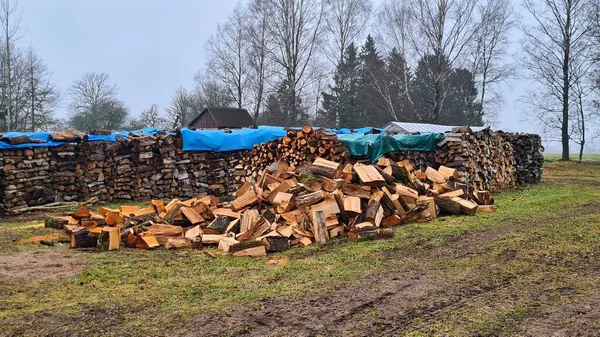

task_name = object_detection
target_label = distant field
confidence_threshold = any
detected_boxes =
[544,153,600,161]
[1,160,600,336]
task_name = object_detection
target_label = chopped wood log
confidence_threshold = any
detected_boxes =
[237,217,271,241]
[146,224,184,246]
[136,235,160,249]
[204,216,230,234]
[295,190,327,207]
[477,205,497,213]
[44,217,68,229]
[70,229,98,248]
[73,206,92,219]
[212,208,241,219]
[99,227,120,251]
[365,191,383,225]
[120,205,140,215]
[343,196,361,215]
[165,238,191,249]
[342,184,371,199]
[231,189,258,211]
[438,190,464,198]
[434,197,461,214]
[184,225,202,239]
[202,234,225,245]
[381,214,403,227]
[353,164,385,185]
[310,210,329,244]
[232,244,267,257]
[472,190,492,205]
[263,236,290,252]
[456,198,478,216]
[329,225,345,238]
[438,165,457,179]
[180,206,205,225]
[218,236,240,252]
[425,167,447,184]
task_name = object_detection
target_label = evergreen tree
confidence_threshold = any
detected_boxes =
[319,42,362,128]
[359,35,388,127]
[386,48,412,122]
[261,80,308,126]
[411,54,482,125]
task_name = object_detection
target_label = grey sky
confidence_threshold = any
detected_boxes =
[20,0,559,145]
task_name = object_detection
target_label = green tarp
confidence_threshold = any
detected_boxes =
[337,133,445,163]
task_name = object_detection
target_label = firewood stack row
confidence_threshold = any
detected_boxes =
[52,156,496,255]
[130,134,157,200]
[152,133,178,199]
[109,141,135,201]
[78,141,110,201]
[243,126,349,179]
[49,144,80,202]
[0,147,53,214]
[435,128,516,192]
[503,133,544,184]
[386,151,437,172]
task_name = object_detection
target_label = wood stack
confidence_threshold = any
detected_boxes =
[243,126,349,178]
[435,128,516,192]
[50,144,80,202]
[503,133,544,184]
[49,155,495,256]
[130,134,157,200]
[108,141,135,200]
[152,134,177,199]
[0,147,53,214]
[78,141,109,201]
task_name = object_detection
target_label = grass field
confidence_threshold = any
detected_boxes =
[1,157,600,336]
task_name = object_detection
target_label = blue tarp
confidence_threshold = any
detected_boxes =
[338,132,445,162]
[86,128,166,142]
[0,131,68,149]
[181,126,288,152]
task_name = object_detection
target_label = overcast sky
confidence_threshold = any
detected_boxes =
[18,0,566,147]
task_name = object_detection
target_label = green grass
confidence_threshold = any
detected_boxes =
[544,152,600,161]
[2,160,600,336]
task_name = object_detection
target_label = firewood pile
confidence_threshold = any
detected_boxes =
[243,126,349,179]
[130,134,156,200]
[50,144,80,202]
[78,141,110,201]
[503,133,544,184]
[435,128,516,192]
[47,156,497,256]
[0,147,54,214]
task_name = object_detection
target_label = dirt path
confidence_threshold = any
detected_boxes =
[177,206,600,337]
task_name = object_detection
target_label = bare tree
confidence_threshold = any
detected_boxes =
[24,48,59,131]
[247,0,274,123]
[406,0,481,123]
[206,3,249,110]
[324,0,372,67]
[521,0,595,161]
[469,0,515,125]
[0,0,21,130]
[262,0,326,119]
[377,0,415,111]
[193,71,235,109]
[139,104,167,129]
[67,72,129,131]
[167,87,194,129]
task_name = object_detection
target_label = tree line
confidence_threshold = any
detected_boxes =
[0,0,599,161]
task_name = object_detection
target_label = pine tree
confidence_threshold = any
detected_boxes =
[261,80,308,126]
[359,35,388,127]
[411,54,482,125]
[386,48,412,122]
[319,43,362,128]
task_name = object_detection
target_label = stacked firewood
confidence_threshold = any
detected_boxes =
[78,141,110,201]
[243,126,349,177]
[49,156,496,255]
[0,147,53,214]
[130,134,157,200]
[436,129,516,192]
[503,133,544,184]
[50,144,80,202]
[152,134,177,199]
[109,141,135,201]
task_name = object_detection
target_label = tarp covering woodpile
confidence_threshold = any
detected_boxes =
[337,133,445,162]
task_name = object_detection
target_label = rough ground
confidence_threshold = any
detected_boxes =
[179,206,600,337]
